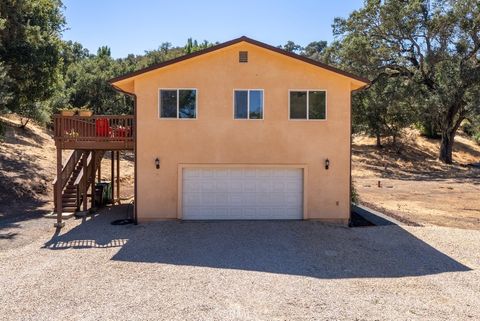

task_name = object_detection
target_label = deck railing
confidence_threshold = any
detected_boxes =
[53,115,134,149]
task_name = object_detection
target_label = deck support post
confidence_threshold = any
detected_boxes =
[54,148,64,228]
[82,152,88,211]
[91,150,96,209]
[111,150,114,204]
[97,159,101,183]
[116,151,120,204]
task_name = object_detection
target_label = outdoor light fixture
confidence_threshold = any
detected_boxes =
[155,158,160,169]
[325,158,330,170]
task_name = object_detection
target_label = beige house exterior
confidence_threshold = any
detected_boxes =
[110,36,368,224]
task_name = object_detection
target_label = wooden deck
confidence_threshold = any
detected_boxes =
[53,115,134,150]
[52,114,134,227]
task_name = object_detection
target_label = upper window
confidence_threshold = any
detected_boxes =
[289,90,326,120]
[234,90,263,119]
[159,89,197,119]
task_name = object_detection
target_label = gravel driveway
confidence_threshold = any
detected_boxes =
[1,205,479,320]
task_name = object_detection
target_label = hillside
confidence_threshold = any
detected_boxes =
[0,115,479,229]
[352,130,480,229]
[0,115,56,220]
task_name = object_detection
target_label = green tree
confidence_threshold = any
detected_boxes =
[353,76,417,146]
[64,47,133,115]
[0,0,65,126]
[0,62,12,111]
[333,0,480,163]
[97,46,111,58]
[184,38,217,54]
[303,41,327,59]
[280,41,303,53]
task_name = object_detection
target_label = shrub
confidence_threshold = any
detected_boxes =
[416,122,441,139]
[0,121,4,139]
[461,120,475,136]
[351,181,359,204]
[473,132,480,146]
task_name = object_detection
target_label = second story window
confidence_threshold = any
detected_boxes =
[159,89,197,119]
[234,89,264,120]
[289,90,326,120]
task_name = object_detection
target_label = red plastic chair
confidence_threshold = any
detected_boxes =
[95,118,111,137]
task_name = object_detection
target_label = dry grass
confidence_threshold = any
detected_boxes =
[0,115,55,219]
[353,129,480,229]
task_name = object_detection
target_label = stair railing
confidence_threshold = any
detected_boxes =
[52,150,84,210]
[74,150,105,211]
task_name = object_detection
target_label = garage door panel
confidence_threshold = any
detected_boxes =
[243,181,257,192]
[228,181,242,192]
[183,193,202,206]
[182,167,303,220]
[229,194,243,206]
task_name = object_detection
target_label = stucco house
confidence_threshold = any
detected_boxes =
[109,36,369,224]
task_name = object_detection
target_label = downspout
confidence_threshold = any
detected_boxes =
[109,83,138,225]
[349,90,353,226]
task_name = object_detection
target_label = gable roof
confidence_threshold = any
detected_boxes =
[108,36,370,85]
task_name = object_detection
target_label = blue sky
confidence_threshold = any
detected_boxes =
[62,0,364,58]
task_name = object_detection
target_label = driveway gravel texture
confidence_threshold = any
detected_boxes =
[0,205,479,321]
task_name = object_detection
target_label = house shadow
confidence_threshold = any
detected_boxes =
[44,206,471,279]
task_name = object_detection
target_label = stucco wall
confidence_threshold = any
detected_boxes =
[131,42,353,222]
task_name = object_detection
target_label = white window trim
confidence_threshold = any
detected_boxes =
[288,89,327,121]
[158,88,198,120]
[233,89,265,120]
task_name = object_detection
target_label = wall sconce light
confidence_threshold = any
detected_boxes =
[325,158,330,170]
[155,158,160,169]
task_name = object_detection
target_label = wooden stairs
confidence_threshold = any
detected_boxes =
[52,150,105,215]
[61,159,84,213]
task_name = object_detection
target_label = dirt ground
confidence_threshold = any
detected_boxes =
[353,130,480,229]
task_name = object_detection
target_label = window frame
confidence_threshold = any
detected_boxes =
[158,88,198,120]
[288,89,327,121]
[232,89,265,120]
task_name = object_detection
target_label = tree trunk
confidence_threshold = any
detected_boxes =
[376,132,382,148]
[438,100,465,164]
[19,118,29,129]
[439,114,463,164]
[439,131,455,164]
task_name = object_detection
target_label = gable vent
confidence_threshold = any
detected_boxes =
[239,51,248,63]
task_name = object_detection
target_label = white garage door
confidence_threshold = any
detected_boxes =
[182,167,303,220]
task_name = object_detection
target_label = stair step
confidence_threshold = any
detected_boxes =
[63,204,77,208]
[62,204,77,208]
